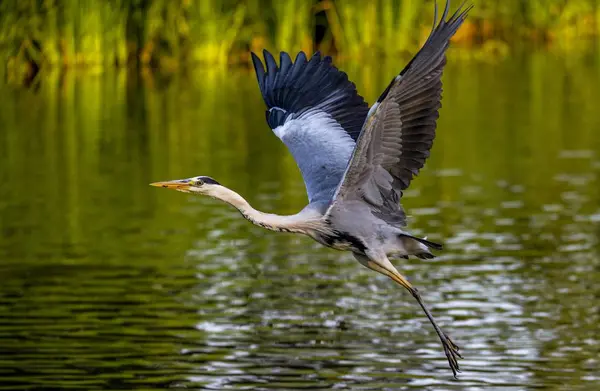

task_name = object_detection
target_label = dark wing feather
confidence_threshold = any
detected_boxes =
[377,1,471,191]
[251,50,369,141]
[328,0,470,226]
[251,50,370,202]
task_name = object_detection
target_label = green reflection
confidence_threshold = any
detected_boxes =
[0,50,599,390]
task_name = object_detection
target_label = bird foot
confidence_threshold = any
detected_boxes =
[440,332,462,378]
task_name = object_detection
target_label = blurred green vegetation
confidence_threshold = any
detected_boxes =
[1,0,600,82]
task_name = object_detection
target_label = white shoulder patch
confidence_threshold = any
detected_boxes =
[367,102,379,119]
[272,110,356,152]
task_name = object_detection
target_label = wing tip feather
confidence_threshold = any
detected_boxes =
[252,48,368,139]
[251,51,265,85]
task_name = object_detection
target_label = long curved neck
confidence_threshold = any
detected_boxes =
[208,186,320,233]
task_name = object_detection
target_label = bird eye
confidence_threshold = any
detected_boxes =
[195,178,204,186]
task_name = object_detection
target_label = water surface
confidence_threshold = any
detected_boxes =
[1,51,599,390]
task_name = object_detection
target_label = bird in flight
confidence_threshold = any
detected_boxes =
[152,0,470,377]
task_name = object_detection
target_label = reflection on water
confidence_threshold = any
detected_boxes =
[1,50,599,390]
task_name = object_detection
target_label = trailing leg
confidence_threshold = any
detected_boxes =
[353,252,461,377]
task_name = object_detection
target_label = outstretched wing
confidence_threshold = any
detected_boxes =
[252,50,369,203]
[327,0,471,227]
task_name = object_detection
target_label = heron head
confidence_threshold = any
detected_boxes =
[150,176,222,195]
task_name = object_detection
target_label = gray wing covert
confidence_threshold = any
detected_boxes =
[328,1,471,227]
[251,50,369,203]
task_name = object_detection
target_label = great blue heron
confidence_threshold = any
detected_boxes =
[151,0,470,377]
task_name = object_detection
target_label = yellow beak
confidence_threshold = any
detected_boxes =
[149,180,191,191]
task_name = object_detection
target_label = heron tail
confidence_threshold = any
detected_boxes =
[399,234,443,251]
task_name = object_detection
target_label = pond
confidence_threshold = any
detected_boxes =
[1,50,599,390]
